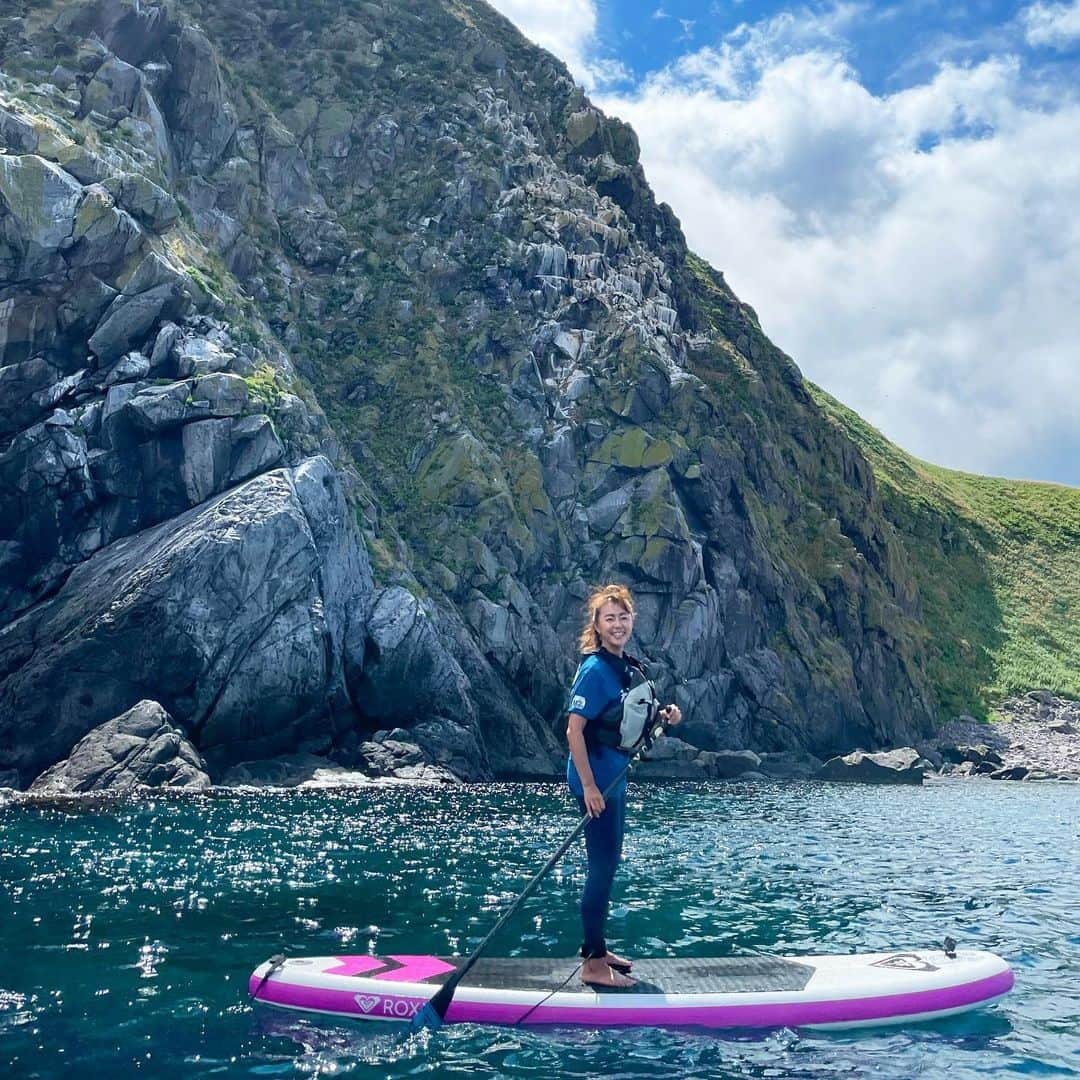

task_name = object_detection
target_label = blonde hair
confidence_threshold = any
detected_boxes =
[578,583,635,654]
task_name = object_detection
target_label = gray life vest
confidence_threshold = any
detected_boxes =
[587,650,659,753]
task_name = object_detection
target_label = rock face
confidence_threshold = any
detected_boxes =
[0,0,953,787]
[28,699,210,793]
[0,456,373,785]
[819,747,928,785]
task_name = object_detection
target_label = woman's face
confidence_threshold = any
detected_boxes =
[595,599,633,654]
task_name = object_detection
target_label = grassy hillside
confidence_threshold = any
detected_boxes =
[811,386,1080,718]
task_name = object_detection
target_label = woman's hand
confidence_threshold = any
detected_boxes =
[582,782,606,818]
[660,704,682,726]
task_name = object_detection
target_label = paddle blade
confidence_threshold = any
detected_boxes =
[409,1001,443,1032]
[409,979,455,1032]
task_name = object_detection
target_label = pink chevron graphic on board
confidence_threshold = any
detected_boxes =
[372,955,456,982]
[324,956,385,976]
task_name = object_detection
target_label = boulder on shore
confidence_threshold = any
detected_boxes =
[941,743,1003,767]
[819,747,928,785]
[28,700,210,794]
[636,735,761,780]
[758,750,825,779]
[355,729,462,784]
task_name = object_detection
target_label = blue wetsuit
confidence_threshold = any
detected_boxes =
[566,649,632,960]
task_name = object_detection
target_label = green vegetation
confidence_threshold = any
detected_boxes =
[812,384,1080,715]
[244,363,287,408]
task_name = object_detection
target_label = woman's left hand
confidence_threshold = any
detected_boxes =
[660,704,682,726]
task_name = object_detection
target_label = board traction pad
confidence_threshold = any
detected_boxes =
[346,955,816,994]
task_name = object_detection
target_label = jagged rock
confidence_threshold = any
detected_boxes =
[81,55,144,117]
[0,356,63,437]
[259,119,320,211]
[52,143,113,185]
[353,587,487,776]
[88,281,186,361]
[0,291,56,367]
[28,700,209,794]
[820,747,927,785]
[0,417,97,620]
[176,335,230,377]
[103,172,179,231]
[407,719,489,782]
[356,731,461,783]
[58,271,119,337]
[161,25,236,174]
[120,379,208,432]
[565,109,600,149]
[67,183,145,274]
[192,372,248,415]
[149,320,182,369]
[0,105,39,154]
[227,414,284,483]
[0,154,83,280]
[122,251,186,296]
[0,457,374,785]
[914,744,944,769]
[103,349,150,386]
[179,417,232,504]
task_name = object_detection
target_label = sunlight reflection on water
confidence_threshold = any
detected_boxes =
[1,779,1077,1078]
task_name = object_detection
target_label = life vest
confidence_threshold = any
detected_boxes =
[585,649,659,753]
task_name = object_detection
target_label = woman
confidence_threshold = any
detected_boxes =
[565,583,682,988]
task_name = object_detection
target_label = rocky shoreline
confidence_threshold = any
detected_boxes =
[1,689,1076,803]
[930,691,1080,781]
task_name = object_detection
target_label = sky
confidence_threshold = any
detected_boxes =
[487,0,1080,486]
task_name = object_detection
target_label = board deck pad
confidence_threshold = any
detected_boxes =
[327,955,816,994]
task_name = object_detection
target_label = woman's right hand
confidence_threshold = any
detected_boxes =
[583,782,606,818]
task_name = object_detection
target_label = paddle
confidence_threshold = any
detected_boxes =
[410,718,668,1031]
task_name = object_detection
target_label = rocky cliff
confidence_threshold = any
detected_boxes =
[0,0,939,788]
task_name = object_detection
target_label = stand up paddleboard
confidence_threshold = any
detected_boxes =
[250,948,1013,1030]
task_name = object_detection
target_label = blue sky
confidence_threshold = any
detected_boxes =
[488,0,1080,486]
[593,1,1078,93]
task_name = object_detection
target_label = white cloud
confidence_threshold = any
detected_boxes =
[1022,0,1080,48]
[592,23,1080,484]
[487,1,1080,482]
[487,0,630,89]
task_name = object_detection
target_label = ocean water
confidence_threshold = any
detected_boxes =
[1,778,1077,1079]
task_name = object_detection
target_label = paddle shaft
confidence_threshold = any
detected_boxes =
[418,723,664,1025]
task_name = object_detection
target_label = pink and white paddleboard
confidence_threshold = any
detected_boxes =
[250,948,1013,1030]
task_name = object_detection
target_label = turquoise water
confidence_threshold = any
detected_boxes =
[2,779,1078,1078]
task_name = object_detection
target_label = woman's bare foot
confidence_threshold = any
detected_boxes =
[603,950,633,972]
[581,958,635,988]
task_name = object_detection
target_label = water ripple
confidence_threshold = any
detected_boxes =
[1,780,1078,1078]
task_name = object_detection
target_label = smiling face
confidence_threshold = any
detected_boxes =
[594,599,634,656]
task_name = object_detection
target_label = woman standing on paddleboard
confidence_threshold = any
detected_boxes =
[566,583,682,989]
